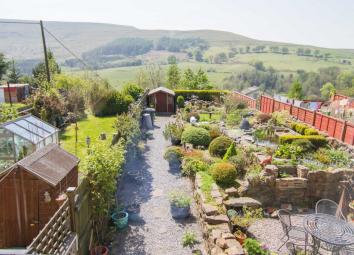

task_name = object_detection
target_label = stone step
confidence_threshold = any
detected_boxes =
[223,197,262,208]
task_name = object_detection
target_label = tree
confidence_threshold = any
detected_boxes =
[297,48,304,56]
[195,50,203,62]
[195,69,210,89]
[181,68,196,89]
[145,63,164,88]
[0,53,8,80]
[246,46,250,53]
[304,49,312,56]
[320,82,336,99]
[167,64,181,89]
[7,60,21,83]
[281,47,289,54]
[32,50,61,89]
[122,82,144,100]
[167,55,177,64]
[254,61,266,71]
[288,80,304,99]
[135,69,151,88]
[214,52,228,64]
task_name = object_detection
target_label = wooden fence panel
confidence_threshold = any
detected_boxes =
[344,123,354,145]
[232,91,257,109]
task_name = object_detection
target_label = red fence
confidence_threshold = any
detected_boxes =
[260,95,354,145]
[232,91,257,108]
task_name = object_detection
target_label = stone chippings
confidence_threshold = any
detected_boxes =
[195,173,245,255]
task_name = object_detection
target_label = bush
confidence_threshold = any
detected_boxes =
[274,144,304,160]
[223,143,237,160]
[279,135,327,148]
[244,238,269,255]
[112,113,141,149]
[291,123,309,134]
[176,95,185,108]
[183,111,200,122]
[304,128,319,135]
[210,162,237,186]
[163,122,184,145]
[175,89,230,101]
[181,157,209,176]
[209,136,233,157]
[314,148,350,167]
[122,82,143,100]
[256,113,271,123]
[181,127,211,147]
[168,191,191,207]
[94,91,131,116]
[164,146,183,164]
[291,138,315,152]
[228,149,250,171]
[209,126,221,140]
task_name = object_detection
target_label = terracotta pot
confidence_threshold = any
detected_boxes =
[90,246,109,255]
[235,232,247,246]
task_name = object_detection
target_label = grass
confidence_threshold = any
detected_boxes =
[60,113,116,160]
[199,113,222,122]
[199,171,215,202]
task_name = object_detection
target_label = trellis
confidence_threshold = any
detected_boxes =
[27,199,77,255]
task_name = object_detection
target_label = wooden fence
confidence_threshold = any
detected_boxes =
[260,95,354,145]
[232,91,257,108]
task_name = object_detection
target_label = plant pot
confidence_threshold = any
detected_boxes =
[126,203,140,222]
[235,232,247,246]
[90,246,109,255]
[111,211,129,229]
[170,204,190,219]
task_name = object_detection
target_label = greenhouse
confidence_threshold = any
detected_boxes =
[0,115,59,169]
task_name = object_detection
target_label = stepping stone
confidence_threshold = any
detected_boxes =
[225,187,238,196]
[225,243,245,255]
[224,197,262,208]
[225,238,240,249]
[204,215,229,224]
[202,203,219,216]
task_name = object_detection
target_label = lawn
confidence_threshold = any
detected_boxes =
[199,113,222,122]
[60,114,116,160]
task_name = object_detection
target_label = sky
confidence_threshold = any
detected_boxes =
[2,0,354,49]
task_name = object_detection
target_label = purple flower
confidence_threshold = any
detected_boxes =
[261,243,269,251]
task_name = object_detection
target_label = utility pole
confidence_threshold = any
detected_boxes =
[40,20,51,83]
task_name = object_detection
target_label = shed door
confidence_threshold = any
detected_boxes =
[0,178,39,248]
[156,92,167,112]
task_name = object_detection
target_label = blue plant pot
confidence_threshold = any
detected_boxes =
[111,211,129,229]
[170,205,190,219]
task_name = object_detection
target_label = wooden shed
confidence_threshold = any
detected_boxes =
[147,87,175,114]
[0,143,79,248]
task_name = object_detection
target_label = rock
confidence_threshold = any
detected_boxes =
[264,164,279,177]
[210,229,222,243]
[225,243,245,255]
[225,187,238,196]
[281,203,292,211]
[205,215,229,224]
[225,238,240,249]
[215,197,224,206]
[202,203,219,216]
[221,232,235,240]
[297,165,309,178]
[211,246,227,255]
[216,238,227,249]
[223,197,262,208]
[211,189,223,199]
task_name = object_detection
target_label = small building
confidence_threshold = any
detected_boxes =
[0,143,79,248]
[0,83,30,103]
[147,87,175,114]
[0,115,59,168]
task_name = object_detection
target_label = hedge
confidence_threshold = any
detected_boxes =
[174,90,230,101]
[279,135,328,148]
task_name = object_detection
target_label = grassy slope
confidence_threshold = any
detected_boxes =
[60,114,116,160]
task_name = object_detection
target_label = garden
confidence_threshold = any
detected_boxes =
[163,93,354,254]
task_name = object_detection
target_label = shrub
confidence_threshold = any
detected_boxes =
[176,95,185,108]
[168,191,191,207]
[228,149,249,171]
[112,113,141,149]
[181,149,204,158]
[95,91,131,116]
[304,128,319,135]
[182,157,209,176]
[174,89,230,101]
[244,238,269,255]
[256,113,271,123]
[122,82,144,100]
[271,111,289,126]
[210,162,237,186]
[163,122,184,145]
[274,144,304,160]
[183,111,200,122]
[164,146,183,164]
[279,135,327,148]
[182,231,198,248]
[314,148,350,167]
[181,127,211,147]
[209,136,233,157]
[209,126,221,140]
[223,143,237,160]
[292,123,309,134]
[291,139,315,152]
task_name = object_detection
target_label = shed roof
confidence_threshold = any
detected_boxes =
[17,143,79,186]
[0,114,59,145]
[148,87,175,96]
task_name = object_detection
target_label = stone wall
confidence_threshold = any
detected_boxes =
[242,166,354,207]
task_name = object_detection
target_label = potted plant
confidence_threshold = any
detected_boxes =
[169,191,191,219]
[111,211,129,229]
[90,245,109,255]
[234,230,247,245]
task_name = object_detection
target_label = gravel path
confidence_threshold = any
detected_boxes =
[111,116,205,255]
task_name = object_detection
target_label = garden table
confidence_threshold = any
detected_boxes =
[303,213,354,255]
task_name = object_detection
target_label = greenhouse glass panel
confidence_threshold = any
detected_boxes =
[4,123,41,144]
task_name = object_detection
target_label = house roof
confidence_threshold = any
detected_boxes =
[17,143,79,186]
[0,114,59,145]
[148,87,175,96]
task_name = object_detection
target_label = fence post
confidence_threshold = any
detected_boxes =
[341,121,347,142]
[271,98,275,113]
[67,187,77,232]
[289,104,293,115]
[312,111,317,126]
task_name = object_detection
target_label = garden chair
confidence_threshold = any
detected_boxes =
[286,241,313,255]
[315,199,345,220]
[277,209,308,252]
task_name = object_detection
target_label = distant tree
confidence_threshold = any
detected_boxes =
[122,82,144,100]
[195,69,211,89]
[297,48,304,56]
[324,53,331,60]
[288,80,304,99]
[239,48,244,54]
[187,52,193,59]
[320,82,336,99]
[245,46,250,53]
[0,53,8,80]
[228,51,236,58]
[271,46,280,53]
[145,63,164,88]
[254,61,266,71]
[32,50,61,89]
[195,50,203,62]
[281,47,289,54]
[214,52,228,64]
[314,50,320,57]
[7,60,21,83]
[304,49,312,56]
[167,64,181,89]
[136,69,151,88]
[336,71,354,88]
[181,68,210,89]
[167,55,177,64]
